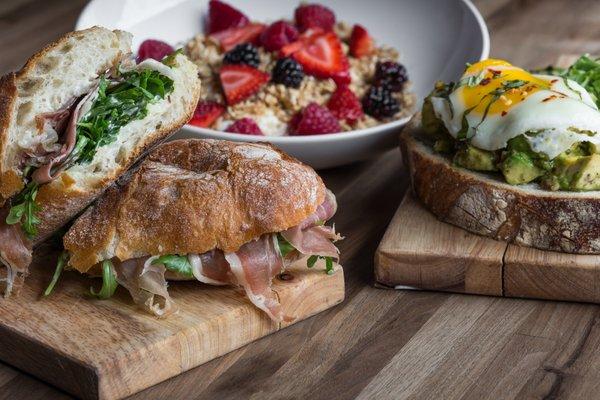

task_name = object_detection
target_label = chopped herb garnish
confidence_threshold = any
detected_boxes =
[152,254,194,278]
[162,49,184,67]
[44,251,68,296]
[90,260,118,299]
[5,182,41,239]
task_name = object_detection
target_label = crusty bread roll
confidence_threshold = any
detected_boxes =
[402,113,600,254]
[0,26,202,243]
[64,139,326,271]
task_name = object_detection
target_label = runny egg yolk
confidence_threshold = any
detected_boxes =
[459,59,552,116]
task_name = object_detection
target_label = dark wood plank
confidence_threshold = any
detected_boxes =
[2,0,600,399]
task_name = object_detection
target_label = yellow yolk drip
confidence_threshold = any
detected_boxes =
[459,59,551,116]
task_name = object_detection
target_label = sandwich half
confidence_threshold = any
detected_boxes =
[60,139,341,321]
[0,27,201,295]
[404,57,600,254]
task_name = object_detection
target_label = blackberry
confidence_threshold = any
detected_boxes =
[362,86,400,120]
[271,57,304,88]
[374,61,408,92]
[223,44,260,68]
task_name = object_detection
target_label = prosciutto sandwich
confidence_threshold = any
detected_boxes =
[57,139,341,321]
[0,27,201,295]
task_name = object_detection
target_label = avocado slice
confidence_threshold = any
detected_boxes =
[551,152,600,190]
[421,97,444,136]
[454,145,498,171]
[501,151,545,185]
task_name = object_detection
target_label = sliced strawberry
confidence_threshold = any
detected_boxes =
[210,23,266,51]
[288,31,349,82]
[188,101,225,128]
[219,65,269,105]
[350,24,374,58]
[207,0,249,34]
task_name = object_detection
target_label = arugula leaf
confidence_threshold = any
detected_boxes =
[306,255,336,275]
[75,69,174,164]
[562,55,600,108]
[5,182,40,239]
[162,49,184,67]
[152,255,194,278]
[277,234,296,257]
[90,260,118,299]
[44,251,68,296]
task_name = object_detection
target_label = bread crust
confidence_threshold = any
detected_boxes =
[64,140,326,271]
[401,113,600,254]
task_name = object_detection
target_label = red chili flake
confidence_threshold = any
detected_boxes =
[501,111,507,116]
[489,69,501,77]
[542,95,557,102]
[550,79,558,83]
[480,77,491,86]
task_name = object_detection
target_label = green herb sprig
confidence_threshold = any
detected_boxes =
[307,255,335,275]
[44,251,68,296]
[5,182,41,238]
[152,255,194,278]
[90,260,118,299]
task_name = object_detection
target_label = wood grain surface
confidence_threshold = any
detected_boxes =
[3,0,600,399]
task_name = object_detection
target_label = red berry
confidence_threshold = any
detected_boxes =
[327,85,363,124]
[188,101,226,128]
[349,24,374,58]
[289,102,341,135]
[210,23,266,51]
[137,39,174,63]
[226,118,263,135]
[219,64,270,105]
[285,31,349,82]
[260,20,299,52]
[207,0,249,34]
[294,4,336,32]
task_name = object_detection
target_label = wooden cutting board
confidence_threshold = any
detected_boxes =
[375,54,599,303]
[0,248,344,400]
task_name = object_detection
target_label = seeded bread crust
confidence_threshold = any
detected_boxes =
[64,139,327,271]
[401,113,600,254]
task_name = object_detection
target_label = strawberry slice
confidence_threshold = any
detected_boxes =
[350,24,374,58]
[284,31,350,83]
[207,0,249,34]
[188,101,226,128]
[210,23,266,51]
[219,65,270,105]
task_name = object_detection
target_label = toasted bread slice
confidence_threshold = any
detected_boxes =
[401,113,600,254]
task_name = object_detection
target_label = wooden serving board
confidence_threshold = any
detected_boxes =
[0,249,344,400]
[375,191,600,303]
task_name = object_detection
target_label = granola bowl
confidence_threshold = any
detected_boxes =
[77,0,489,169]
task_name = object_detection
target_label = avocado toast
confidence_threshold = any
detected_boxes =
[403,56,600,254]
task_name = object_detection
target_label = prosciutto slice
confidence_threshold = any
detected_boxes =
[281,189,341,260]
[0,207,32,297]
[224,235,284,321]
[31,85,98,184]
[112,257,175,317]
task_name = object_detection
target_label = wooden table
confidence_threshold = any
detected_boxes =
[3,0,600,398]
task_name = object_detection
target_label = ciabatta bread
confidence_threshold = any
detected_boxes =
[0,27,201,243]
[64,139,326,271]
[401,113,600,254]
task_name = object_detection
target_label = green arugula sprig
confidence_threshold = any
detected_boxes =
[307,255,335,275]
[560,55,600,108]
[44,251,68,296]
[152,255,194,278]
[6,182,41,238]
[277,234,296,258]
[90,260,118,299]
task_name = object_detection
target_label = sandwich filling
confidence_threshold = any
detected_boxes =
[0,57,177,297]
[50,190,341,322]
[422,56,600,191]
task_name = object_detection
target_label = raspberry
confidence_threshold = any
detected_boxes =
[362,86,400,120]
[188,101,225,128]
[374,61,408,92]
[260,20,299,52]
[327,85,363,124]
[137,40,174,63]
[207,0,249,34]
[294,4,336,32]
[271,58,304,88]
[223,43,260,68]
[225,118,263,135]
[289,102,341,135]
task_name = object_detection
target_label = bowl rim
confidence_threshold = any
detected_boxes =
[76,0,490,144]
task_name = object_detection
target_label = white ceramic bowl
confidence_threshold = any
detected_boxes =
[76,0,489,169]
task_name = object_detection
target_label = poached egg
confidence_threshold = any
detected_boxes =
[430,59,600,159]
